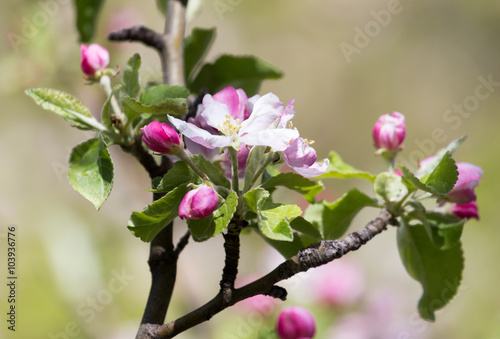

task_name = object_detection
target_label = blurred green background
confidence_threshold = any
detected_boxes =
[1,0,499,338]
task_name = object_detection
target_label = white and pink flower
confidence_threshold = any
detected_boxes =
[168,86,299,151]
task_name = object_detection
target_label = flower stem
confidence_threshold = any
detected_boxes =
[176,149,207,180]
[246,152,276,192]
[229,147,239,194]
[100,75,124,121]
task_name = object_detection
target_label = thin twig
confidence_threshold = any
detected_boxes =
[108,26,165,54]
[174,230,191,256]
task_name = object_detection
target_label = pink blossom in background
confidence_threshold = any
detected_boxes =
[310,259,365,307]
[234,276,277,316]
[276,306,316,339]
[329,288,431,339]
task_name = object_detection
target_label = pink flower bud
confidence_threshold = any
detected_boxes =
[179,185,218,220]
[447,162,482,205]
[451,201,479,220]
[276,306,316,339]
[80,44,110,77]
[372,112,406,151]
[141,121,182,154]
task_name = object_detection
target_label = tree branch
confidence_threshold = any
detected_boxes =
[220,221,244,304]
[107,0,187,86]
[108,26,165,54]
[163,0,187,86]
[136,209,397,338]
[110,2,189,336]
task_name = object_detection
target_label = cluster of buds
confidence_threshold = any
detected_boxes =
[372,112,482,219]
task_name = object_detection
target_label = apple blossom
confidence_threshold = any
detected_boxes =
[178,185,218,220]
[168,88,299,151]
[283,137,329,177]
[80,43,110,77]
[373,111,406,151]
[141,121,182,154]
[276,306,316,339]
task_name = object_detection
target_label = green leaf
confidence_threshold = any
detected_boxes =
[415,135,467,178]
[423,153,458,195]
[316,151,376,182]
[260,232,306,259]
[400,153,458,196]
[185,27,216,82]
[154,161,199,193]
[322,189,378,239]
[426,212,465,250]
[290,216,323,240]
[259,203,301,241]
[302,203,324,237]
[244,188,300,241]
[140,85,189,105]
[74,0,104,43]
[244,188,270,213]
[258,327,279,339]
[121,54,142,99]
[189,55,283,96]
[261,172,324,204]
[397,222,464,321]
[243,146,268,192]
[121,96,187,120]
[102,84,122,130]
[26,88,104,131]
[374,171,408,203]
[128,185,190,242]
[68,138,114,210]
[187,191,238,242]
[191,154,231,190]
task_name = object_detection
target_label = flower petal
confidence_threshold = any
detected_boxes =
[212,86,247,121]
[168,116,234,149]
[240,93,284,134]
[200,94,236,131]
[240,128,299,151]
[283,137,317,168]
[277,99,295,128]
[291,158,330,177]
